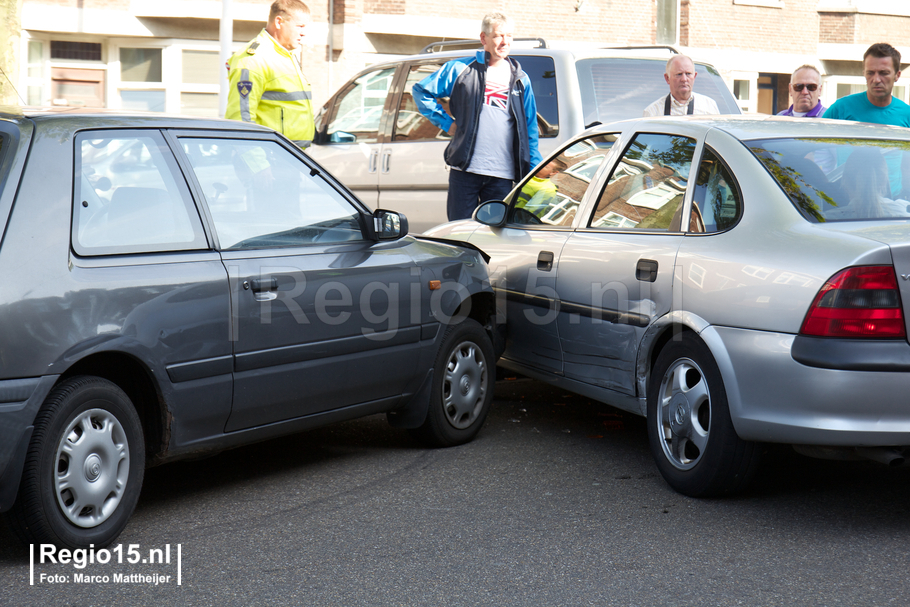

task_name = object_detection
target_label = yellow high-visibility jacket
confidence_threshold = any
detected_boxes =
[226,30,314,147]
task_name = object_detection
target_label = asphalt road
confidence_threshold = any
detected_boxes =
[2,376,910,606]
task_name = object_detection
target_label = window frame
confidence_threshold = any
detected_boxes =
[168,129,372,251]
[319,64,401,145]
[585,131,700,234]
[689,144,744,235]
[505,132,621,230]
[390,59,453,144]
[72,128,209,257]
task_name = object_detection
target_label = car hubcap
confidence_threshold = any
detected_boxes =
[54,408,130,528]
[443,339,488,430]
[656,358,710,470]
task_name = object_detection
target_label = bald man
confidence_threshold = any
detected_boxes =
[643,55,719,116]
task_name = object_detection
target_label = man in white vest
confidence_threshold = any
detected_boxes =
[643,55,719,117]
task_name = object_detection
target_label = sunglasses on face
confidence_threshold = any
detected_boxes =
[792,83,818,92]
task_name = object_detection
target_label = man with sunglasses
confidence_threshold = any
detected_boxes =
[778,66,825,117]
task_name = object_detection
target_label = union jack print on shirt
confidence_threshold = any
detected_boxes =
[484,81,510,112]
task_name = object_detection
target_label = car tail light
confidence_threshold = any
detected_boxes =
[800,266,906,338]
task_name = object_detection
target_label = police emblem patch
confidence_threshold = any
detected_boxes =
[238,81,252,98]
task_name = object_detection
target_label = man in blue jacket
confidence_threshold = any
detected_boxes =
[413,13,542,221]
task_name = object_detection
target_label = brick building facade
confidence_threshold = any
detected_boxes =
[12,0,910,116]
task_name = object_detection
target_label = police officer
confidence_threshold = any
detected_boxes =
[226,0,314,148]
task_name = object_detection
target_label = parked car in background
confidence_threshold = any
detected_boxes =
[308,43,741,233]
[426,115,910,497]
[0,107,497,549]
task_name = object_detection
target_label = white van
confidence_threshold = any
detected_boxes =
[309,43,741,232]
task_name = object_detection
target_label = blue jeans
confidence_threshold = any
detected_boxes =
[447,169,513,221]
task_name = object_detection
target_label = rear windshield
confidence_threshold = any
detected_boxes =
[576,58,741,126]
[749,138,910,223]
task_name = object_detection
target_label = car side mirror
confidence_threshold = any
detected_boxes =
[329,131,356,144]
[473,200,508,227]
[372,209,409,240]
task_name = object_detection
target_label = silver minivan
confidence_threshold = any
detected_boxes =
[309,44,741,232]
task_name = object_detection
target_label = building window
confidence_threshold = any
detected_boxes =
[179,50,221,117]
[24,37,225,114]
[834,82,906,103]
[180,93,217,117]
[51,41,101,61]
[182,50,220,85]
[734,80,750,101]
[656,0,679,45]
[733,79,751,113]
[26,40,45,105]
[121,48,162,82]
[119,48,164,112]
[733,0,783,7]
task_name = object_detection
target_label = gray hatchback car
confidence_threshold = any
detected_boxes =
[0,107,497,549]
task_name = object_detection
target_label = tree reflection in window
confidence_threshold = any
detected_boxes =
[590,133,696,230]
[509,134,618,227]
[749,138,910,223]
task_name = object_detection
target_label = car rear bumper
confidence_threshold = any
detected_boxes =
[0,376,57,512]
[705,326,910,446]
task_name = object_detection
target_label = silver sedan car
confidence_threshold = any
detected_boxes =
[426,115,910,497]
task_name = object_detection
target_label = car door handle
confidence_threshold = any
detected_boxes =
[537,251,555,272]
[382,150,391,174]
[247,277,279,301]
[249,277,278,292]
[368,149,379,173]
[636,259,658,282]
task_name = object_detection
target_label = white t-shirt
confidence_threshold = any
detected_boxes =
[465,62,516,180]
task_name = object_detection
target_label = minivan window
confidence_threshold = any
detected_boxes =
[513,55,559,138]
[576,58,741,126]
[394,63,451,142]
[325,67,396,144]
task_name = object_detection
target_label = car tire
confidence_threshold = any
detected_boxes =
[410,318,495,448]
[6,376,145,548]
[647,333,759,497]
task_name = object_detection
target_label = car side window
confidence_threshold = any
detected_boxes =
[509,134,618,227]
[73,131,207,256]
[692,147,742,233]
[589,133,697,231]
[393,63,452,142]
[180,137,363,249]
[513,55,559,138]
[324,67,396,144]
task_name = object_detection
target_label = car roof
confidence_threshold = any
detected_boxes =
[0,105,274,133]
[593,114,910,142]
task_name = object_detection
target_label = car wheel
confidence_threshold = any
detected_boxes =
[647,333,759,497]
[6,376,145,548]
[411,318,495,447]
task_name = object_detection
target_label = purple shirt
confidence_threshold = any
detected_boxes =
[777,101,826,117]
